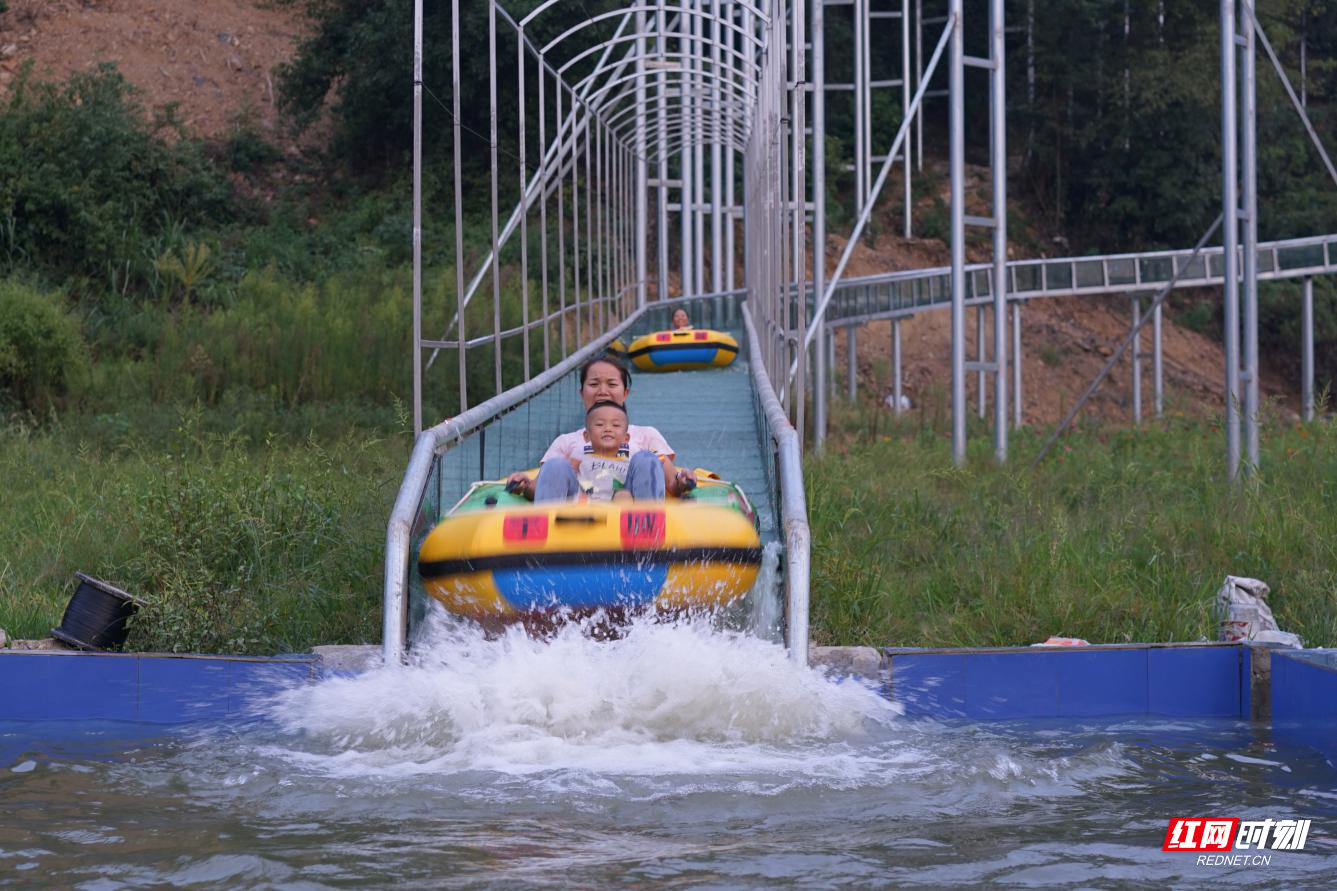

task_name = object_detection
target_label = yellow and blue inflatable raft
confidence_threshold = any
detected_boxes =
[627,328,739,372]
[418,471,761,624]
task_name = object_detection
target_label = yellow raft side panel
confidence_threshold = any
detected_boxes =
[627,328,739,372]
[656,562,760,611]
[423,570,514,619]
[419,501,757,561]
[418,500,760,621]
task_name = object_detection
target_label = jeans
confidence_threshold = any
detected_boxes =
[533,450,665,502]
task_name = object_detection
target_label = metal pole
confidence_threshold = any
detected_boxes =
[573,101,584,347]
[636,11,649,310]
[949,0,966,465]
[557,84,568,359]
[412,0,423,435]
[681,9,693,299]
[1131,294,1142,425]
[828,328,837,403]
[518,26,531,382]
[585,113,595,340]
[786,1,802,417]
[991,0,1008,461]
[539,58,551,371]
[488,0,502,396]
[1301,4,1308,108]
[1221,0,1242,481]
[903,0,913,237]
[1242,0,1260,471]
[976,305,986,418]
[1303,276,1315,421]
[451,0,468,414]
[854,0,867,212]
[693,7,706,297]
[847,326,858,401]
[1153,300,1163,416]
[792,0,806,451]
[893,318,903,414]
[657,0,670,300]
[600,119,608,326]
[711,0,723,294]
[862,0,872,213]
[1012,301,1023,427]
[814,0,829,448]
[915,0,924,172]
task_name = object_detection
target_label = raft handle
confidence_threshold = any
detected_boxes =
[553,514,606,525]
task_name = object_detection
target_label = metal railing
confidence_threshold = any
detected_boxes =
[742,300,809,664]
[812,232,1337,329]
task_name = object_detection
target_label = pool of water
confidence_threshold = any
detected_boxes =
[3,617,1335,889]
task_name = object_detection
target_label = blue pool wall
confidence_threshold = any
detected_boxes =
[1,650,318,724]
[4,643,1337,737]
[885,642,1255,720]
[1271,649,1337,762]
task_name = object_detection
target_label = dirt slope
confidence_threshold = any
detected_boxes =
[0,0,306,140]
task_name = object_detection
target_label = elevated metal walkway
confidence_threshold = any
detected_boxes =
[819,233,1337,328]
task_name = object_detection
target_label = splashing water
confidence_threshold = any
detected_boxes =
[740,540,785,640]
[267,611,901,782]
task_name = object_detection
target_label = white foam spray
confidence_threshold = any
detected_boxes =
[267,610,902,781]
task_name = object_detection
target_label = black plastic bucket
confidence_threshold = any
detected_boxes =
[51,573,146,652]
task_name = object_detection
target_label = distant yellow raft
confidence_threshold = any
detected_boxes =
[417,474,761,623]
[626,328,739,372]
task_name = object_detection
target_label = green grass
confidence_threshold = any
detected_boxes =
[806,406,1337,649]
[0,404,411,654]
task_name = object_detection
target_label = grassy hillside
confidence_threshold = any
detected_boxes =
[807,404,1337,648]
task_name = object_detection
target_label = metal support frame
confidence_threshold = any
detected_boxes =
[1303,276,1315,421]
[1131,294,1142,426]
[949,0,1007,463]
[1153,300,1163,417]
[813,0,829,449]
[1011,302,1022,427]
[840,0,915,236]
[1221,0,1253,480]
[892,318,903,413]
[1242,0,1260,471]
[948,0,965,464]
[847,325,858,401]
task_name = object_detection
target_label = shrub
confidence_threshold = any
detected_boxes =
[121,420,383,654]
[224,123,283,173]
[0,278,87,412]
[0,63,233,286]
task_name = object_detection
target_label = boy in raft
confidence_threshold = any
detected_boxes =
[509,353,696,502]
[572,400,634,502]
[529,400,673,502]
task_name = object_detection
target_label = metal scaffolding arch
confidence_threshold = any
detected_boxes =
[386,1,1337,663]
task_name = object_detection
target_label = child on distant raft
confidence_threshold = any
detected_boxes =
[572,400,634,501]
